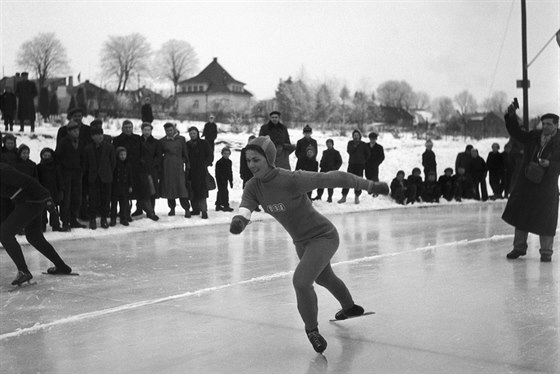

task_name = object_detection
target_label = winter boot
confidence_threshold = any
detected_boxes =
[506,250,526,259]
[184,210,191,218]
[540,255,552,262]
[131,208,143,217]
[305,328,327,353]
[337,196,347,204]
[70,219,86,229]
[168,208,175,216]
[215,205,223,211]
[354,195,360,204]
[335,304,365,320]
[326,197,332,203]
[100,217,109,229]
[120,217,129,226]
[109,217,117,227]
[147,212,160,221]
[11,271,33,286]
[201,211,208,219]
[89,219,97,230]
[222,206,234,212]
[46,264,72,275]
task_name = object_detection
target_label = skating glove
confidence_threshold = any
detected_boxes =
[230,215,250,234]
[368,181,389,196]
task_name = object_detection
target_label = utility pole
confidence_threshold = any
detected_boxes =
[520,0,530,129]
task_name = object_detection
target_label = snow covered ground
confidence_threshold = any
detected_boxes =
[3,117,511,243]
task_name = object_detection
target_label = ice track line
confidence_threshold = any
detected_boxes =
[0,234,513,341]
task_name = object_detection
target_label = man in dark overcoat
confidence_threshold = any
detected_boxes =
[140,97,154,124]
[295,125,318,170]
[258,111,295,170]
[502,104,560,262]
[1,87,17,131]
[83,127,116,229]
[15,72,37,132]
[455,144,473,175]
[339,129,370,204]
[365,132,385,183]
[202,114,218,164]
[139,122,161,221]
[186,126,212,219]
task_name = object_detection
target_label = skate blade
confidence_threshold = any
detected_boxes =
[42,272,80,276]
[8,281,37,292]
[329,311,375,322]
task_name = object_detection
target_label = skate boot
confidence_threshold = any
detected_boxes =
[506,250,526,259]
[11,271,33,286]
[335,304,365,320]
[305,328,327,353]
[46,264,72,275]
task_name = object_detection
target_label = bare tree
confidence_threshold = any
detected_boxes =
[431,96,455,123]
[482,91,508,113]
[154,39,198,96]
[454,90,478,115]
[376,80,415,109]
[16,32,70,88]
[412,91,431,110]
[100,33,151,93]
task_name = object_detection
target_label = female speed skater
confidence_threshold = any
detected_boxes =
[229,136,389,353]
[0,162,73,286]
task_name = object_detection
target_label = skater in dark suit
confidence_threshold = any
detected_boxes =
[0,163,73,286]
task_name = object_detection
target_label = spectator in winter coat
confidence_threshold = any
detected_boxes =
[15,72,37,132]
[421,170,441,203]
[365,132,385,183]
[0,163,73,287]
[406,167,423,204]
[240,135,257,188]
[258,111,295,170]
[187,126,213,219]
[295,125,318,170]
[110,147,132,227]
[14,144,38,179]
[1,133,18,224]
[139,122,161,221]
[55,121,86,230]
[215,147,234,212]
[438,167,455,202]
[390,170,408,205]
[90,119,113,144]
[486,143,505,199]
[470,148,488,201]
[37,148,64,232]
[83,127,116,230]
[422,139,437,177]
[113,120,144,220]
[202,115,218,164]
[339,129,370,204]
[140,97,154,124]
[455,144,473,175]
[1,87,17,131]
[315,139,343,202]
[502,107,559,263]
[57,107,92,220]
[159,123,191,217]
[297,146,319,199]
[454,166,475,201]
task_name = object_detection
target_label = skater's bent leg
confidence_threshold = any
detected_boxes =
[293,235,339,330]
[315,263,354,310]
[0,203,37,272]
[24,210,67,267]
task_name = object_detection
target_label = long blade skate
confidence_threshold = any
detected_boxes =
[329,311,375,322]
[42,272,80,276]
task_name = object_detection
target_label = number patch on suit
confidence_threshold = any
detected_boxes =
[266,203,286,213]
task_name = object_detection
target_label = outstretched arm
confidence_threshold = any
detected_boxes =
[230,207,251,234]
[293,170,388,195]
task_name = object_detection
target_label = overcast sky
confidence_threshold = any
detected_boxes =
[1,0,558,115]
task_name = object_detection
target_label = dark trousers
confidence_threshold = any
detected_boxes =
[167,198,190,212]
[342,164,365,196]
[315,188,334,200]
[365,167,379,182]
[489,171,503,198]
[216,180,230,207]
[4,115,14,131]
[473,177,488,201]
[89,179,112,219]
[0,202,66,272]
[61,169,83,225]
[111,192,129,220]
[191,198,208,213]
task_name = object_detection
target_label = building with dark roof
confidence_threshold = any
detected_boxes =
[176,57,253,120]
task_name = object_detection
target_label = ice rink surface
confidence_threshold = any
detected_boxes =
[1,202,558,374]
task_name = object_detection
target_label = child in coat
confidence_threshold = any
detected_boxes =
[438,167,455,202]
[14,144,38,179]
[37,148,64,232]
[421,170,441,203]
[406,167,423,204]
[110,147,132,226]
[454,166,475,201]
[215,147,234,212]
[297,146,319,199]
[315,139,343,202]
[390,170,408,205]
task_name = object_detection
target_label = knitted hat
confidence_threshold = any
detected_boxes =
[303,124,312,133]
[352,129,362,139]
[368,132,378,139]
[91,126,103,136]
[40,147,54,159]
[248,136,276,167]
[90,119,103,128]
[163,122,175,129]
[17,144,30,156]
[116,146,127,155]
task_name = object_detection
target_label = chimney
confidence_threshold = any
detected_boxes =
[213,57,217,62]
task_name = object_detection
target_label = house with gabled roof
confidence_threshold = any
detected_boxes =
[176,57,253,120]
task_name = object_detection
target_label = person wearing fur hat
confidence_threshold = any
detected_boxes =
[295,125,318,170]
[339,129,370,204]
[37,147,65,232]
[0,163,73,286]
[502,104,560,263]
[258,111,295,170]
[229,135,389,353]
